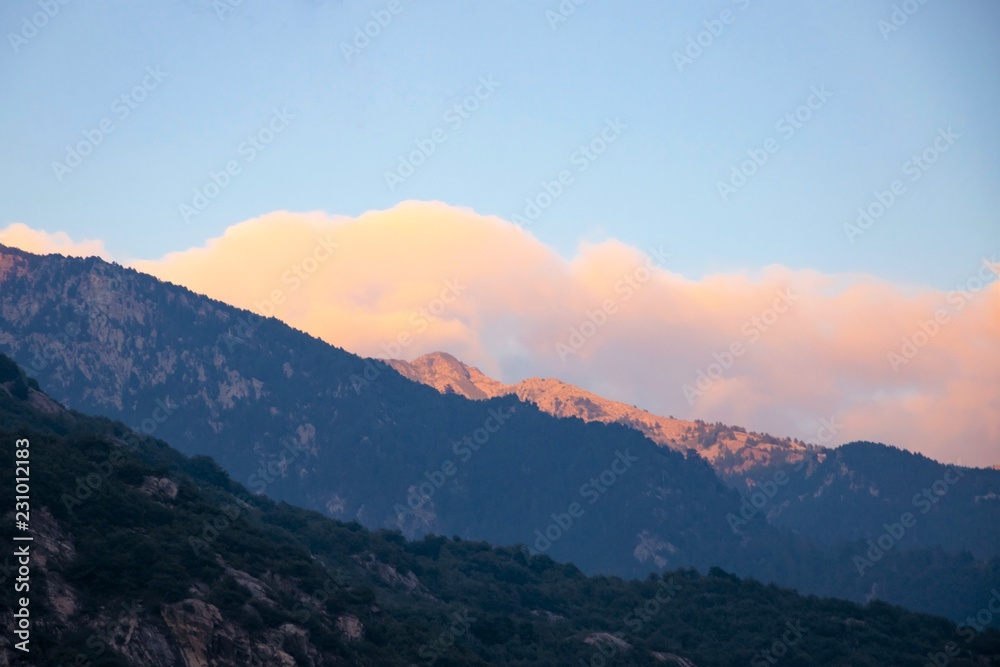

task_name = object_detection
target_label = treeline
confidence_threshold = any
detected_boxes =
[1,358,999,665]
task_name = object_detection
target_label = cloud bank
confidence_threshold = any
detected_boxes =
[0,222,110,259]
[10,202,1000,466]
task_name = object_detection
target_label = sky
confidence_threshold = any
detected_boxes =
[1,1,998,465]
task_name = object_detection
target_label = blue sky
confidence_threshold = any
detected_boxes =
[1,0,997,289]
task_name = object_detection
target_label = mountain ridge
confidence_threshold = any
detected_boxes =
[2,244,999,625]
[388,351,814,482]
[5,350,999,664]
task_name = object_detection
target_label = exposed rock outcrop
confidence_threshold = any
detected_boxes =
[389,351,812,482]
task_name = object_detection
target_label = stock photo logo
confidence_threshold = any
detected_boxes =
[0,2,997,664]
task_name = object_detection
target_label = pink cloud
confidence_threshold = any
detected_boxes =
[10,202,999,466]
[0,223,110,259]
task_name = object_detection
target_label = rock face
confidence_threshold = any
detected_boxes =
[389,352,812,483]
[8,501,322,666]
[388,351,507,400]
[652,653,699,666]
[336,614,364,642]
[139,475,179,500]
[160,599,235,666]
[583,631,631,652]
[160,600,308,667]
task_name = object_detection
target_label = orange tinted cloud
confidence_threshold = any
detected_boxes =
[10,202,1000,466]
[0,222,110,259]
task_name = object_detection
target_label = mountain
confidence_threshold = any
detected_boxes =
[1,244,999,625]
[392,352,1000,560]
[5,353,999,665]
[768,441,1000,559]
[0,245,768,579]
[388,352,811,481]
[388,351,509,401]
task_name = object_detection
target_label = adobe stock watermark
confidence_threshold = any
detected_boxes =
[580,577,678,666]
[7,0,72,53]
[529,449,639,554]
[924,588,1000,667]
[62,600,143,667]
[179,107,294,223]
[844,127,958,243]
[800,415,843,448]
[290,566,349,625]
[726,465,802,534]
[887,255,997,372]
[213,0,245,20]
[384,76,500,192]
[555,245,668,362]
[247,429,312,495]
[953,590,1000,646]
[682,288,798,405]
[340,0,409,63]
[717,85,832,202]
[853,466,964,576]
[350,278,467,393]
[878,0,931,41]
[26,275,116,373]
[60,397,177,514]
[511,117,626,228]
[726,416,837,533]
[750,619,809,667]
[673,0,752,73]
[409,609,476,666]
[216,234,339,353]
[393,406,515,521]
[545,0,587,31]
[51,66,168,182]
[188,492,254,559]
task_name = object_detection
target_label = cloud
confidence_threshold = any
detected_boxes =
[0,223,111,260]
[16,202,1000,466]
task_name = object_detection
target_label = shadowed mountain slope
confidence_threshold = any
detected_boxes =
[4,352,999,664]
[1,244,999,625]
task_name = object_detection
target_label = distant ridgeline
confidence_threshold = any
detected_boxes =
[0,244,999,629]
[1,352,999,664]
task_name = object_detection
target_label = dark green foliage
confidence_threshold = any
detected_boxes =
[0,353,999,665]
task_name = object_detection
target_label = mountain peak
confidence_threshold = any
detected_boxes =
[388,351,810,481]
[387,352,507,400]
